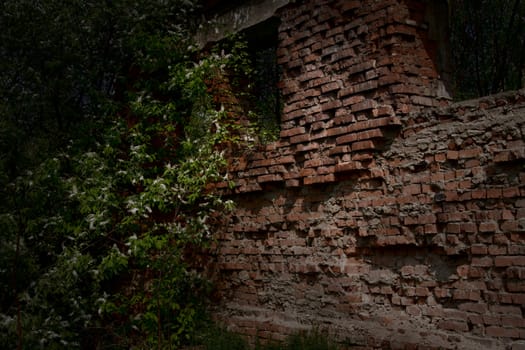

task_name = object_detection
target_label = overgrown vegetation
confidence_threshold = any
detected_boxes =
[450,0,525,99]
[0,1,260,348]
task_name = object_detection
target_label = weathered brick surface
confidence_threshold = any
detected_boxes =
[206,0,525,349]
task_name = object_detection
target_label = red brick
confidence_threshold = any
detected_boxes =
[390,83,421,95]
[335,162,363,173]
[487,188,503,198]
[280,126,306,138]
[507,281,525,292]
[304,157,335,168]
[471,190,487,200]
[351,99,378,112]
[494,150,513,163]
[321,99,342,111]
[500,316,525,328]
[404,184,421,196]
[296,142,320,152]
[299,69,324,82]
[460,222,477,233]
[479,221,498,233]
[268,165,288,174]
[220,262,252,270]
[453,289,481,301]
[458,302,488,314]
[342,95,365,106]
[415,287,430,296]
[471,244,488,255]
[444,308,469,321]
[303,174,335,185]
[299,168,316,177]
[502,209,515,220]
[336,128,384,145]
[458,179,472,189]
[379,73,404,86]
[465,159,481,167]
[353,80,378,93]
[490,305,523,315]
[321,81,340,94]
[488,245,507,255]
[468,314,484,325]
[434,288,449,298]
[447,150,459,160]
[444,191,460,201]
[486,326,520,338]
[406,305,421,316]
[279,155,295,165]
[433,152,446,163]
[431,173,445,182]
[494,256,514,267]
[327,145,351,156]
[458,191,472,201]
[339,0,360,13]
[282,170,300,180]
[317,166,334,175]
[352,151,374,161]
[444,181,458,191]
[246,167,269,177]
[512,293,525,305]
[468,267,485,278]
[483,315,501,326]
[502,187,520,198]
[506,267,525,279]
[424,224,438,234]
[456,265,469,277]
[472,257,493,267]
[459,147,482,159]
[438,320,469,332]
[332,48,357,63]
[404,216,418,225]
[347,293,362,303]
[337,86,354,98]
[495,256,521,267]
[351,140,376,151]
[446,223,461,234]
[285,179,300,187]
[374,105,394,117]
[347,116,396,133]
[509,245,525,255]
[290,133,310,144]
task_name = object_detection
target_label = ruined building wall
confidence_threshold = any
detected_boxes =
[207,1,525,349]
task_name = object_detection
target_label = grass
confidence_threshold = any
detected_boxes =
[197,326,339,350]
[273,331,339,350]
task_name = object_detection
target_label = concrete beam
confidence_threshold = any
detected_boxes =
[195,0,290,48]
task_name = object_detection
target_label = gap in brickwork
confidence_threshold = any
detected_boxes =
[448,0,525,99]
[242,17,282,142]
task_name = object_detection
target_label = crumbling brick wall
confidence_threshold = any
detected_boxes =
[207,0,525,348]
